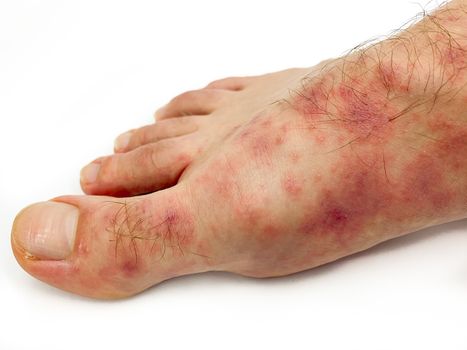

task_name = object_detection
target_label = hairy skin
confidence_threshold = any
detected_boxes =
[11,0,467,298]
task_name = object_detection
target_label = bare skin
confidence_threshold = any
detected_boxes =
[11,0,467,298]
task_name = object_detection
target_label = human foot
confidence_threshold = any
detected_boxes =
[11,0,467,298]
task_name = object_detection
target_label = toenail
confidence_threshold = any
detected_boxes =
[114,131,132,152]
[80,162,101,184]
[13,202,79,260]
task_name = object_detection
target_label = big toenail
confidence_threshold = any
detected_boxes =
[12,202,79,260]
[80,162,101,184]
[114,131,132,152]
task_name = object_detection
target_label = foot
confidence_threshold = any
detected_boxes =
[11,1,467,298]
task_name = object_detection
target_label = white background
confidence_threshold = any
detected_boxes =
[1,0,466,349]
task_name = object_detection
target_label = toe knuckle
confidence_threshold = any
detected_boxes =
[135,127,152,145]
[208,77,235,86]
[145,144,162,170]
[99,157,114,182]
[172,90,198,104]
[202,88,222,100]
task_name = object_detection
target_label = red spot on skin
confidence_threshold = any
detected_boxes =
[289,151,301,163]
[276,123,290,145]
[235,195,263,227]
[282,173,303,198]
[237,112,286,164]
[176,153,191,163]
[275,135,285,145]
[430,36,467,87]
[399,84,410,91]
[153,198,195,249]
[336,85,394,138]
[325,208,349,231]
[299,109,467,243]
[441,46,466,69]
[250,134,273,160]
[161,205,195,247]
[262,224,280,239]
[195,159,236,200]
[292,63,405,148]
[295,78,331,117]
[314,132,326,145]
[260,119,272,128]
[423,115,467,186]
[376,60,414,93]
[378,64,398,90]
[411,113,421,122]
[301,168,388,243]
[121,260,139,277]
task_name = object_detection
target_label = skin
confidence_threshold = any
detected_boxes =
[11,0,467,298]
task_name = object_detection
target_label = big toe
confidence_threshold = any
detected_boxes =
[11,186,211,299]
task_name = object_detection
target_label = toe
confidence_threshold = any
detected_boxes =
[154,88,230,120]
[114,116,202,153]
[205,76,251,91]
[11,186,210,299]
[81,135,202,196]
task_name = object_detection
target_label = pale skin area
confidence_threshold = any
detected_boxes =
[11,0,467,298]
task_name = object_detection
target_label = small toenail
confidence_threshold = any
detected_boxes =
[12,202,79,260]
[114,131,132,152]
[80,162,101,184]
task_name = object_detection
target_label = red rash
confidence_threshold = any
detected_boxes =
[97,199,196,278]
[282,173,304,198]
[288,151,301,164]
[336,84,395,138]
[294,70,399,145]
[300,153,449,242]
[237,113,289,164]
[443,46,466,67]
[300,164,390,242]
[196,160,236,200]
[291,63,467,242]
[297,113,467,243]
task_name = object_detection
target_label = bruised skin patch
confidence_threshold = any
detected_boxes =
[293,67,467,243]
[300,164,390,244]
[299,117,467,245]
[289,43,467,242]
